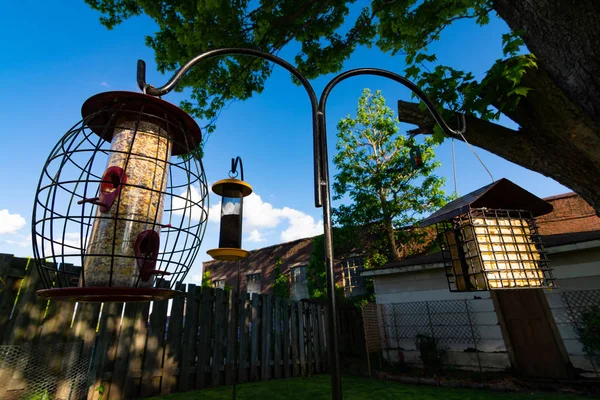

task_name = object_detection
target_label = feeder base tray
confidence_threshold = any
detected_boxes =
[36,287,182,302]
[207,248,250,261]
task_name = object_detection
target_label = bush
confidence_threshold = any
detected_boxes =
[415,334,446,375]
[578,305,600,356]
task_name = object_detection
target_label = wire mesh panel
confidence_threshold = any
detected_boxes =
[562,289,600,375]
[381,300,480,349]
[0,342,93,400]
[438,208,555,291]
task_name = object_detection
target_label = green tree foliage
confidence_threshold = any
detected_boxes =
[201,270,212,288]
[577,306,600,356]
[333,89,447,262]
[306,234,348,302]
[85,0,524,141]
[273,257,289,299]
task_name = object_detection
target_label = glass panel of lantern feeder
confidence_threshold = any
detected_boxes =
[84,119,171,288]
[219,188,243,249]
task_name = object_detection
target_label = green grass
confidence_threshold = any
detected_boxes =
[148,375,585,400]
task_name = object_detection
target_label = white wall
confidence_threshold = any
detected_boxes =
[544,247,600,377]
[373,267,509,371]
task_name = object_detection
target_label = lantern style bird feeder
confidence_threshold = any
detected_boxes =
[207,157,252,261]
[419,178,556,291]
[32,91,209,302]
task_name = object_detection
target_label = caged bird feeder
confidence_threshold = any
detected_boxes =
[32,91,209,302]
[420,178,556,291]
[207,157,252,261]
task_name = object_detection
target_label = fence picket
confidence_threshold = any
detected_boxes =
[225,290,236,385]
[238,292,250,383]
[274,297,282,379]
[162,287,185,395]
[196,287,212,388]
[290,300,299,376]
[140,298,169,397]
[110,303,138,399]
[178,284,198,392]
[211,289,226,386]
[311,304,321,373]
[282,300,290,378]
[298,302,307,375]
[250,294,260,381]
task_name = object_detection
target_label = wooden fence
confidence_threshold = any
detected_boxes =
[0,254,331,399]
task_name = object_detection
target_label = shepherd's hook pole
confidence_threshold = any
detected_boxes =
[136,48,466,400]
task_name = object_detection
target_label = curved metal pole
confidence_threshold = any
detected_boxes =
[137,48,323,208]
[318,68,466,138]
[137,49,342,399]
[315,69,466,399]
[137,51,468,400]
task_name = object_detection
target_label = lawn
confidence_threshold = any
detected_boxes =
[148,375,585,400]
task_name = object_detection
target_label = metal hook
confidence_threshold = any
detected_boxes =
[229,156,244,181]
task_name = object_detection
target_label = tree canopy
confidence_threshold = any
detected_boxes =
[87,0,600,212]
[333,89,447,262]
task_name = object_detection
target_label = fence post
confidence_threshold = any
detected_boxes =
[464,299,483,373]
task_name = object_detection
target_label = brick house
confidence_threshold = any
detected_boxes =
[203,237,347,300]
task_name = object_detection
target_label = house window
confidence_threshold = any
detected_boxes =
[213,279,225,289]
[246,273,261,295]
[342,256,366,297]
[290,265,309,300]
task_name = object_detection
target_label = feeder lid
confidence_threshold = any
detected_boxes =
[81,91,202,156]
[212,178,253,197]
[207,248,251,261]
[418,178,554,227]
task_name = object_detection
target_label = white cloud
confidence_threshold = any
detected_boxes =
[172,186,208,222]
[3,234,31,247]
[39,232,82,256]
[100,81,110,87]
[247,229,266,243]
[243,193,283,229]
[191,274,204,283]
[0,209,26,234]
[279,209,324,242]
[222,199,241,215]
[212,193,323,243]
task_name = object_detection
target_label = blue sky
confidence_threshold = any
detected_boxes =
[0,1,567,284]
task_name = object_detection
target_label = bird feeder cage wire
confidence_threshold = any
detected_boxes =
[32,91,209,302]
[438,208,555,291]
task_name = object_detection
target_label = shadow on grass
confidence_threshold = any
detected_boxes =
[147,375,587,400]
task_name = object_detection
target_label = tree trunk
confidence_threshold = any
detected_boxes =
[397,65,600,215]
[379,193,400,261]
[493,0,600,127]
